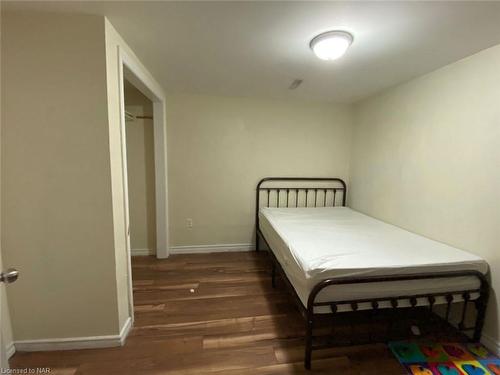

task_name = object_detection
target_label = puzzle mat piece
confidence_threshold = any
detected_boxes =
[428,362,465,375]
[418,342,450,362]
[389,341,427,363]
[479,358,500,375]
[441,343,475,361]
[466,343,496,360]
[405,363,434,375]
[454,360,490,375]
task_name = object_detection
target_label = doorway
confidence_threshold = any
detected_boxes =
[118,47,169,323]
[124,81,157,257]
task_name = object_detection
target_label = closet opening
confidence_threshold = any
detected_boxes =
[124,80,157,258]
[118,49,169,323]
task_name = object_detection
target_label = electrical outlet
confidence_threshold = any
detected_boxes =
[186,218,193,228]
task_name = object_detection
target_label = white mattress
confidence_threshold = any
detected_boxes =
[259,207,488,313]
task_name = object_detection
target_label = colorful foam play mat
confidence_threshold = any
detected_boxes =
[389,341,500,374]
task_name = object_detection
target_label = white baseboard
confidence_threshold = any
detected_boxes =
[169,243,254,254]
[481,332,500,356]
[6,341,15,358]
[131,248,154,256]
[118,316,132,345]
[14,316,132,352]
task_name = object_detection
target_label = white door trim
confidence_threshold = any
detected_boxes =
[117,46,169,323]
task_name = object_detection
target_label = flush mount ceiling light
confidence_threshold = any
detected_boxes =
[310,31,353,61]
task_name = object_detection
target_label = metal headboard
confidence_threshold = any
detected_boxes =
[255,177,347,249]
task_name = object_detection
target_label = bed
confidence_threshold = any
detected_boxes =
[255,177,490,369]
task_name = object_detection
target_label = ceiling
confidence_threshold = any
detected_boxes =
[4,1,500,103]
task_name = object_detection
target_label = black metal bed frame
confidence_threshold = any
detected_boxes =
[255,177,489,370]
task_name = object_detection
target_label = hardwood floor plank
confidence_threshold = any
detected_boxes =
[133,283,279,304]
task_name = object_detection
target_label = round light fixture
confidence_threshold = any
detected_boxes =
[310,31,353,61]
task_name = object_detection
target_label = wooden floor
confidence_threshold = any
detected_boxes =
[10,252,406,374]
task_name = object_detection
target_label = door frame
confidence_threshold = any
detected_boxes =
[117,46,169,322]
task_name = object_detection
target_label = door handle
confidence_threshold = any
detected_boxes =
[0,268,19,284]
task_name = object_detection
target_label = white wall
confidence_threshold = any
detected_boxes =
[1,11,164,344]
[1,12,120,339]
[167,94,352,247]
[0,11,165,344]
[124,83,156,255]
[350,44,500,347]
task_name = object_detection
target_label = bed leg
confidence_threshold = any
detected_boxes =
[255,231,260,252]
[473,297,487,342]
[473,279,489,342]
[305,318,313,370]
